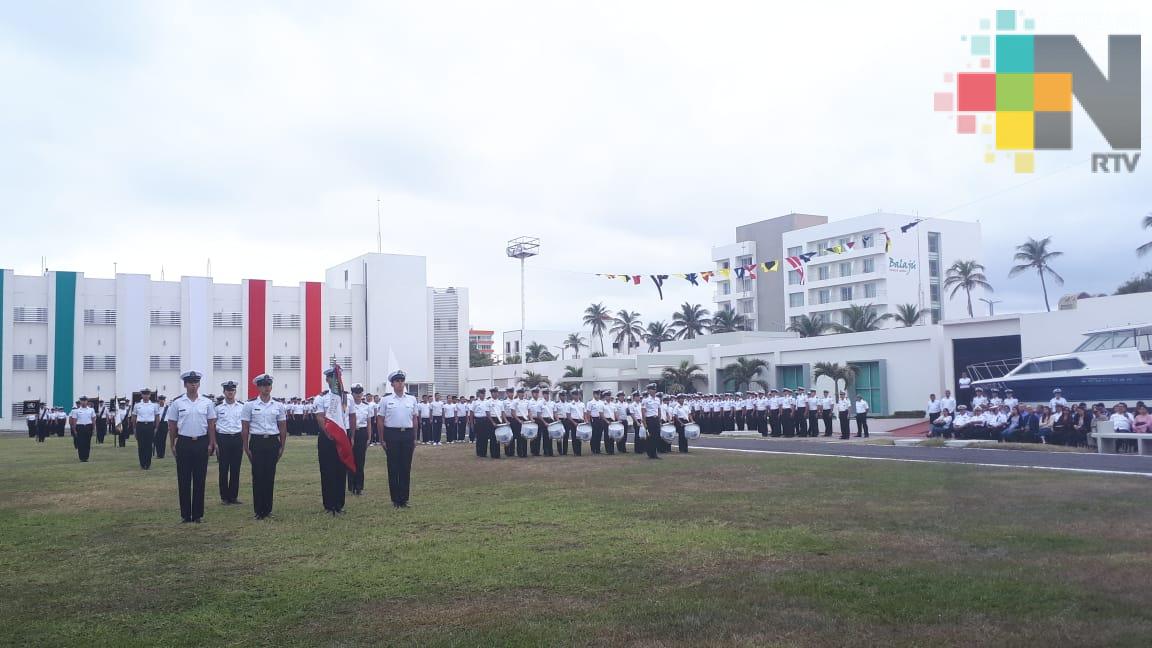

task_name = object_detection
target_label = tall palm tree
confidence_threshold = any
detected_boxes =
[563,333,587,359]
[1138,212,1152,257]
[521,371,551,389]
[609,310,644,354]
[812,362,858,397]
[644,320,673,352]
[943,259,993,318]
[787,314,829,338]
[662,360,706,393]
[721,357,769,391]
[525,341,553,363]
[893,303,925,327]
[710,309,749,334]
[582,303,612,355]
[1009,236,1064,312]
[671,302,711,340]
[831,304,892,333]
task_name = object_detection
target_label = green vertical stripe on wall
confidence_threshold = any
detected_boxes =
[53,272,77,408]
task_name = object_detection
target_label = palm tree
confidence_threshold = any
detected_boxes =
[1138,212,1152,256]
[943,259,993,318]
[582,303,612,355]
[711,309,749,334]
[721,357,769,392]
[558,365,583,391]
[893,303,925,327]
[662,360,706,393]
[786,314,830,338]
[813,362,858,397]
[609,310,645,354]
[644,320,673,352]
[671,302,711,340]
[1009,236,1064,312]
[525,341,554,363]
[564,333,587,359]
[831,304,892,333]
[521,371,551,389]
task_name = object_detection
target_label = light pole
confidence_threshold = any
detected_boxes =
[978,297,1002,317]
[506,236,540,382]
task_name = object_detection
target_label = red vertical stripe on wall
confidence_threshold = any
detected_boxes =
[248,279,267,399]
[305,282,322,396]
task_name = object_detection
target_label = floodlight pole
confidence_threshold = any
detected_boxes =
[506,237,540,382]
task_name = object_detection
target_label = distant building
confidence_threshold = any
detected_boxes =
[430,288,469,396]
[712,213,828,331]
[469,329,495,356]
[501,329,570,362]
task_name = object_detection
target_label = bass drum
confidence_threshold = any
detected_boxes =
[547,421,565,440]
[660,423,677,442]
[494,425,513,444]
[520,422,539,440]
[575,423,593,442]
[607,422,625,440]
[684,423,701,440]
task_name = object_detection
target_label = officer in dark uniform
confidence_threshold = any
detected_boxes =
[379,370,418,508]
[241,374,287,520]
[69,396,97,462]
[132,388,161,469]
[215,381,245,504]
[166,371,217,523]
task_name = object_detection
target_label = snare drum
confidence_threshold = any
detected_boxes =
[660,423,677,442]
[494,425,513,444]
[547,421,565,440]
[575,423,593,441]
[520,422,539,440]
[607,422,625,440]
[684,423,701,440]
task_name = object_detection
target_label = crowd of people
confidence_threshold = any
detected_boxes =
[924,386,1151,446]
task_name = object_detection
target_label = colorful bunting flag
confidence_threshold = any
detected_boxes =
[650,274,668,300]
[700,271,713,283]
[760,261,778,272]
[799,251,817,263]
[785,256,806,285]
[734,267,746,280]
[900,220,921,233]
[685,272,699,286]
[883,233,892,253]
[846,241,855,250]
[632,275,642,285]
[718,268,731,279]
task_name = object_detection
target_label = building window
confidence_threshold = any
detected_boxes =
[928,231,941,254]
[851,361,886,415]
[13,307,48,324]
[787,246,802,257]
[273,356,301,371]
[931,307,942,324]
[864,283,877,299]
[13,355,49,371]
[839,262,852,278]
[720,260,730,270]
[720,281,731,295]
[272,313,301,329]
[789,293,804,308]
[930,285,941,302]
[861,234,875,249]
[862,258,875,273]
[83,309,117,325]
[514,341,520,353]
[737,255,753,268]
[213,312,243,327]
[150,310,181,326]
[788,270,803,286]
[818,289,831,304]
[817,266,829,281]
[329,315,353,329]
[738,298,754,315]
[82,355,117,371]
[739,278,752,293]
[777,365,805,389]
[840,286,853,302]
[505,342,511,354]
[929,259,940,277]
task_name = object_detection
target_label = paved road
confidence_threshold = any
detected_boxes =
[692,437,1152,477]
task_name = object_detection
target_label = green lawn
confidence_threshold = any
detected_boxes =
[2,435,1151,647]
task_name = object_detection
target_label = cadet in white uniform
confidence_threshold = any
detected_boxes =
[854,395,870,438]
[347,384,372,495]
[132,388,161,469]
[166,371,218,523]
[69,396,97,462]
[215,381,245,505]
[379,370,419,508]
[836,392,852,439]
[641,384,662,459]
[241,374,287,519]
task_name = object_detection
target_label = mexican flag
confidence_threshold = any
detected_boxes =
[323,365,358,473]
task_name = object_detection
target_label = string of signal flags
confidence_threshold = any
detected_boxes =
[594,219,924,299]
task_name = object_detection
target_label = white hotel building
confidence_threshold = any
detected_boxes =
[0,253,469,429]
[782,213,983,328]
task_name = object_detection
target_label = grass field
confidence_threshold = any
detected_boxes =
[2,435,1152,647]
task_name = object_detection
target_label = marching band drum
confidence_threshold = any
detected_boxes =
[494,424,514,445]
[607,421,625,440]
[547,421,565,440]
[520,422,539,440]
[660,423,677,442]
[575,423,593,442]
[684,423,701,440]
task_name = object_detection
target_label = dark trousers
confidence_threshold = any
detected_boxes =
[796,411,807,436]
[317,432,347,512]
[174,435,209,521]
[839,412,851,439]
[734,411,744,431]
[431,416,443,443]
[508,419,527,457]
[136,422,155,469]
[419,418,432,443]
[95,418,107,443]
[383,427,416,505]
[475,419,501,458]
[118,424,129,447]
[369,417,379,444]
[603,420,616,455]
[27,420,36,438]
[614,424,628,453]
[855,413,869,437]
[782,411,794,437]
[675,420,689,453]
[806,413,818,437]
[769,411,781,437]
[348,427,369,493]
[74,424,94,461]
[36,421,48,442]
[644,417,661,458]
[530,418,554,456]
[153,423,167,458]
[756,411,768,436]
[562,419,581,456]
[217,433,243,502]
[467,418,476,442]
[822,413,834,436]
[249,435,280,517]
[444,418,457,442]
[57,421,65,437]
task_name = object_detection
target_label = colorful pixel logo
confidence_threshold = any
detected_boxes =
[934,10,1141,173]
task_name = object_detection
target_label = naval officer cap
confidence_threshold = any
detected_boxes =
[181,370,203,383]
[252,374,274,387]
[388,370,406,383]
[350,383,364,392]
[221,380,238,390]
[140,387,152,394]
[1053,388,1062,393]
[646,383,657,390]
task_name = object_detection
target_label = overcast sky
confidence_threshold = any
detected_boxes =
[2,1,1149,340]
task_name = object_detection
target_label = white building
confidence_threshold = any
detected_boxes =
[712,213,828,331]
[0,253,470,428]
[782,213,983,329]
[501,329,571,362]
[431,287,469,396]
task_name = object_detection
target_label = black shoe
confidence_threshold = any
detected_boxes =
[648,456,661,460]
[181,518,192,524]
[193,518,203,524]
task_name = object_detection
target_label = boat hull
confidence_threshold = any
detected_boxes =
[973,372,1152,405]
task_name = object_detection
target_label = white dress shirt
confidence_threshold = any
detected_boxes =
[242,397,286,436]
[166,395,217,437]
